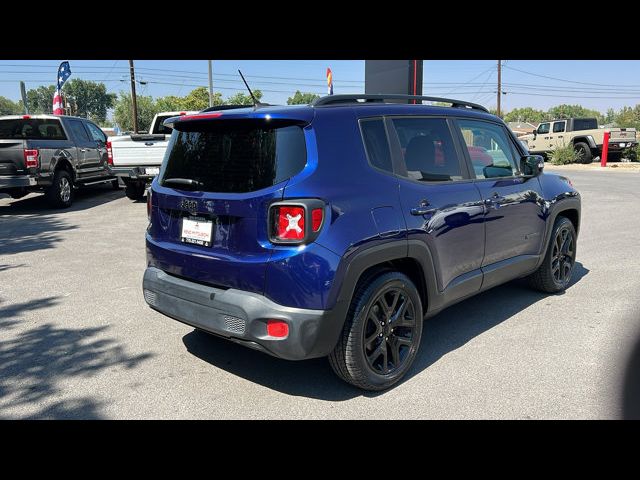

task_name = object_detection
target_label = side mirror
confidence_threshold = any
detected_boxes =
[520,155,544,176]
[531,129,537,139]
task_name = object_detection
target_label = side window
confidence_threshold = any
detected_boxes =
[85,122,107,144]
[537,123,550,134]
[67,120,91,143]
[553,122,566,133]
[360,118,393,174]
[391,117,462,182]
[36,120,66,140]
[457,119,519,179]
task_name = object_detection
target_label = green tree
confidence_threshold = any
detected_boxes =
[287,91,320,105]
[226,90,263,105]
[182,87,223,110]
[113,92,158,132]
[605,108,616,124]
[0,96,21,115]
[614,105,640,130]
[503,107,547,124]
[547,104,604,123]
[63,79,116,123]
[155,95,184,112]
[26,85,56,114]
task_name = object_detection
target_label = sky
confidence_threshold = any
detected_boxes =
[1,60,640,114]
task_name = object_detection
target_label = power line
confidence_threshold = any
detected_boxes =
[506,90,640,99]
[504,65,640,88]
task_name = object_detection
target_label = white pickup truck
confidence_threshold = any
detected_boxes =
[109,111,197,199]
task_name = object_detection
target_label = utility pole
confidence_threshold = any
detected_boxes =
[497,59,502,117]
[129,60,139,133]
[208,60,214,107]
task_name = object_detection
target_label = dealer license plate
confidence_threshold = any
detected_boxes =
[145,167,160,175]
[181,217,213,247]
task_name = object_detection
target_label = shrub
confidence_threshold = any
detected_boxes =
[550,144,583,165]
[622,145,639,162]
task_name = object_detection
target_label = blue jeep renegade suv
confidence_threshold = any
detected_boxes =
[143,94,581,391]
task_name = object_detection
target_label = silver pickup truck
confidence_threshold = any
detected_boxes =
[0,114,118,208]
[109,111,197,200]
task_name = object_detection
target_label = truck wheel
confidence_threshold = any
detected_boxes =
[45,169,73,208]
[328,271,423,391]
[574,142,593,164]
[124,182,145,201]
[526,216,577,293]
[111,178,121,190]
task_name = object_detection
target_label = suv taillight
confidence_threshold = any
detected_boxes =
[269,200,325,245]
[106,141,113,166]
[23,149,39,168]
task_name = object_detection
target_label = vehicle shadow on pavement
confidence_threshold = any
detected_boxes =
[183,262,589,401]
[0,296,153,419]
[0,184,122,216]
[0,186,123,256]
[406,262,590,386]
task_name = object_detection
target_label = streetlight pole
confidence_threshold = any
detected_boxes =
[129,59,139,133]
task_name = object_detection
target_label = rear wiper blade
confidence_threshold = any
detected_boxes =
[163,178,203,188]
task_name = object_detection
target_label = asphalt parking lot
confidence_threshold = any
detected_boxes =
[1,168,639,419]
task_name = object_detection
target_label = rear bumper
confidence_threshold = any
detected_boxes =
[607,141,637,150]
[142,266,345,360]
[111,165,159,181]
[0,175,37,189]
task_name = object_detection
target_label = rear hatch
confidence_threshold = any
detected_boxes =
[110,134,169,167]
[146,107,314,295]
[610,127,637,143]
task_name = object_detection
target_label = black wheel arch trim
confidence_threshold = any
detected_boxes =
[535,196,580,271]
[571,136,597,149]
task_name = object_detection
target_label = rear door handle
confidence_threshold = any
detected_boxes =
[145,142,155,146]
[410,199,434,216]
[79,148,87,152]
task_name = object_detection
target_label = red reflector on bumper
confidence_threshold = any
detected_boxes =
[266,320,289,338]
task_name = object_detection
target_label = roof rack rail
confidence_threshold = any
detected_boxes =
[200,104,254,112]
[311,94,489,113]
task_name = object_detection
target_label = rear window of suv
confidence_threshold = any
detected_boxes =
[0,118,67,140]
[160,121,307,193]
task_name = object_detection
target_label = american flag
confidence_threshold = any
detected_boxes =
[327,68,333,95]
[53,61,71,115]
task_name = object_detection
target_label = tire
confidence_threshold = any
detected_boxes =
[111,178,121,190]
[527,216,577,293]
[574,142,593,164]
[328,271,424,391]
[124,181,145,200]
[45,169,73,208]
